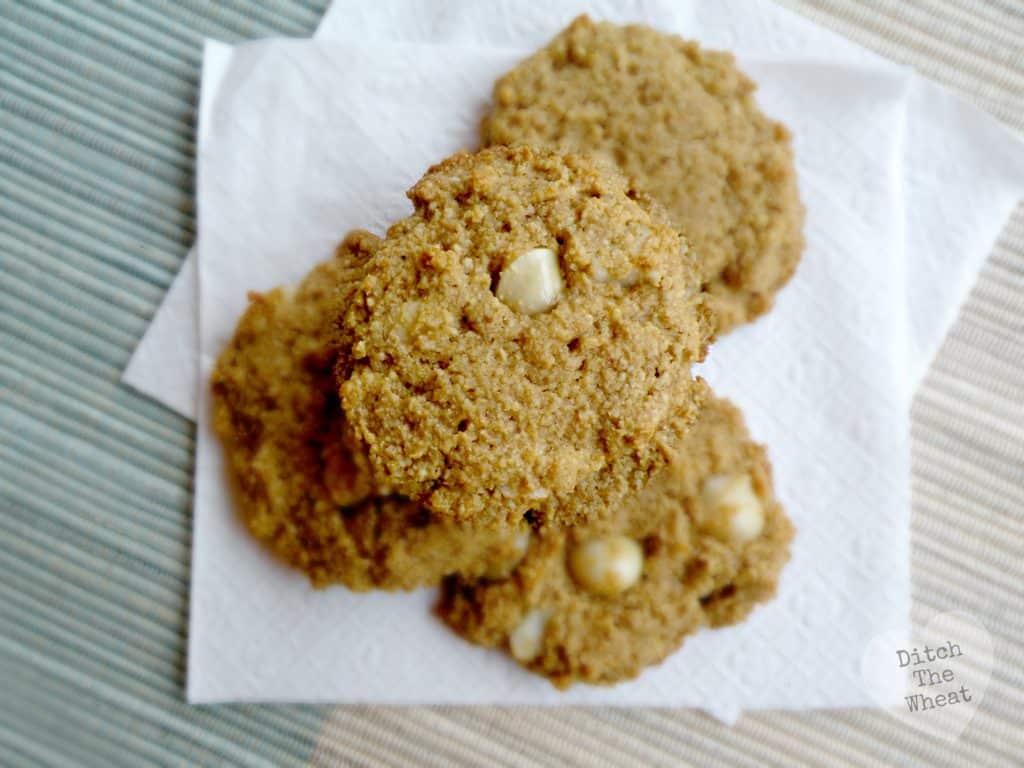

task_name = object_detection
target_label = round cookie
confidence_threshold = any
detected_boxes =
[481,16,806,333]
[436,395,794,688]
[211,231,528,590]
[338,145,711,528]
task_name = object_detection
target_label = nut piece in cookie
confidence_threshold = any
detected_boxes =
[437,395,794,688]
[567,535,644,597]
[211,232,528,590]
[482,16,806,333]
[338,145,711,528]
[495,246,564,315]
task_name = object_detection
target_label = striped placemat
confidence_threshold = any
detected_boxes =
[1,1,1021,765]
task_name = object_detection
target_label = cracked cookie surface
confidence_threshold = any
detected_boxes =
[338,146,710,527]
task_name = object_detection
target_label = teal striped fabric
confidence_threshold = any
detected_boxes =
[1,2,331,765]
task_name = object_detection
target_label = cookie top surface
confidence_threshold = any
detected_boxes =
[437,395,794,688]
[211,232,527,591]
[482,16,806,333]
[338,145,710,528]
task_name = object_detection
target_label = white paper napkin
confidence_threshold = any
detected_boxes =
[187,35,912,721]
[119,0,1024,722]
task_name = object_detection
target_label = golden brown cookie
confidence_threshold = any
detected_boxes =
[211,232,528,590]
[437,395,794,688]
[338,146,711,528]
[481,16,806,333]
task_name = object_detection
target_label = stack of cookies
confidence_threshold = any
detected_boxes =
[212,17,803,688]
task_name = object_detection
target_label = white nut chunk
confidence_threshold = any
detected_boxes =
[568,535,644,597]
[495,247,563,315]
[481,529,532,580]
[699,473,765,543]
[509,608,550,662]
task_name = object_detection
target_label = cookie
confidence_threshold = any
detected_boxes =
[437,395,794,688]
[481,16,806,333]
[211,231,528,590]
[338,145,711,528]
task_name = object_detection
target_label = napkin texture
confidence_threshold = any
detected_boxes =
[187,35,912,720]
[123,247,197,419]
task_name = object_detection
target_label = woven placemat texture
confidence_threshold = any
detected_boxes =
[1,1,1021,766]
